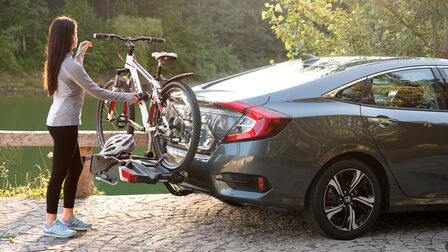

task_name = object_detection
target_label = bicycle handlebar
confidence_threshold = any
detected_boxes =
[93,33,165,43]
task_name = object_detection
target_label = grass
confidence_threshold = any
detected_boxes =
[241,221,258,228]
[23,78,40,87]
[0,147,53,198]
[0,161,50,198]
[0,148,104,198]
[0,72,42,88]
[0,72,112,90]
[0,235,16,243]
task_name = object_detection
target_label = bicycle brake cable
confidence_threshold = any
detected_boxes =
[117,42,126,63]
[117,42,136,69]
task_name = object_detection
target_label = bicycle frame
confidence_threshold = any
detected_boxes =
[121,53,170,133]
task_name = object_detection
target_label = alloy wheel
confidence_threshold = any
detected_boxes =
[324,168,375,231]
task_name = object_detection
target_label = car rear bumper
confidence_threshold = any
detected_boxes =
[184,137,319,211]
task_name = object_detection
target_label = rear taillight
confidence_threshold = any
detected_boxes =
[217,101,292,143]
[119,166,137,183]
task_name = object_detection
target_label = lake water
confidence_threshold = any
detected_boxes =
[0,92,167,195]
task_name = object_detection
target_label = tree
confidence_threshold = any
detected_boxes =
[0,0,287,83]
[62,1,164,80]
[132,0,285,81]
[0,32,21,72]
[62,0,116,78]
[0,0,49,71]
[110,15,163,69]
[262,0,448,59]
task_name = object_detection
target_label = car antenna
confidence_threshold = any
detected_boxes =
[301,54,320,67]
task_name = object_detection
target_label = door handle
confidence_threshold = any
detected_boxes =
[367,115,398,128]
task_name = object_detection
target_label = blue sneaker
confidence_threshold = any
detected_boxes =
[43,219,76,238]
[62,214,92,231]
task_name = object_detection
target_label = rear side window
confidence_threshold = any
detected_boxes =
[440,68,448,76]
[334,81,365,103]
[363,68,441,110]
[438,68,448,109]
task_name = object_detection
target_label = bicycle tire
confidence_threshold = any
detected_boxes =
[96,79,135,148]
[151,81,200,172]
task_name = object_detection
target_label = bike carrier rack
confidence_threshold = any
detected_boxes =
[90,153,193,196]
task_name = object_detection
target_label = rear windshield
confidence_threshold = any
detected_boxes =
[200,60,339,96]
[200,57,394,97]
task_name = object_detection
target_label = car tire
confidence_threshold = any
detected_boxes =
[304,159,381,240]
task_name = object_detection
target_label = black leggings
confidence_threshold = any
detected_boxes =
[47,126,83,214]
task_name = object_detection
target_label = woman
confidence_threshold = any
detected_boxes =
[42,16,139,238]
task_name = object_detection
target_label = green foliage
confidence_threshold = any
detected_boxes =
[0,0,49,72]
[0,235,16,243]
[241,221,258,228]
[263,0,448,58]
[0,161,50,198]
[0,148,104,198]
[0,147,51,198]
[23,79,39,87]
[88,0,139,19]
[62,0,115,78]
[142,0,285,80]
[110,15,163,69]
[0,0,286,83]
[146,2,238,81]
[263,0,351,57]
[0,31,21,72]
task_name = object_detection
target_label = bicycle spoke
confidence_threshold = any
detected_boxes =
[171,102,182,118]
[96,79,135,148]
[180,92,192,116]
[152,82,200,171]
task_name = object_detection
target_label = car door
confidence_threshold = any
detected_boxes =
[360,67,448,198]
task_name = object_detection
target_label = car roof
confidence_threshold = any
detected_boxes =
[267,56,448,103]
[197,56,448,105]
[303,56,448,70]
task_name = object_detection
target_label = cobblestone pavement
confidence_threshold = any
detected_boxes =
[1,193,448,251]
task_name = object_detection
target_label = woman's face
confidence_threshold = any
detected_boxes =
[72,27,78,50]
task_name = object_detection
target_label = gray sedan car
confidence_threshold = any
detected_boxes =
[181,56,448,239]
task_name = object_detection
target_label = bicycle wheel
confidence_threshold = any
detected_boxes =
[151,81,200,172]
[96,79,135,148]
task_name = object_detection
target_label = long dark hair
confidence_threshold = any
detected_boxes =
[43,16,77,96]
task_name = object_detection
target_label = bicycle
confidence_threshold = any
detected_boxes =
[92,33,201,172]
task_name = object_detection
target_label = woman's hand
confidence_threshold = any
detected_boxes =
[75,41,92,58]
[130,92,140,104]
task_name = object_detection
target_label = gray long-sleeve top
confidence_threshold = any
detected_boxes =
[46,53,133,126]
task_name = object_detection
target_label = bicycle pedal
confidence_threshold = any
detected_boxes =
[169,137,180,144]
[116,115,128,128]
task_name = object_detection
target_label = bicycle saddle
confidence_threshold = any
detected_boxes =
[152,52,178,61]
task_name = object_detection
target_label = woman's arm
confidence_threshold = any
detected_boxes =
[63,61,135,102]
[74,41,92,66]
